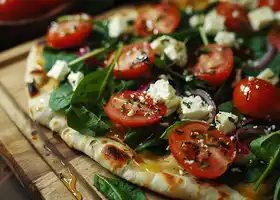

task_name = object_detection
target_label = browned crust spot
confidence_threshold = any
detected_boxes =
[162,172,184,192]
[30,69,45,75]
[102,145,130,169]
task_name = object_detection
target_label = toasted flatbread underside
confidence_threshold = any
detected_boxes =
[25,6,251,200]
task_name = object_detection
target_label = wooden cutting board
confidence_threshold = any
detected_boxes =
[0,5,167,200]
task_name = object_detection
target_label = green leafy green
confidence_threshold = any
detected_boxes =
[49,84,73,112]
[135,139,167,153]
[66,106,110,136]
[245,165,266,183]
[93,174,146,200]
[274,177,280,200]
[250,131,280,189]
[43,47,86,72]
[218,101,244,119]
[160,120,190,139]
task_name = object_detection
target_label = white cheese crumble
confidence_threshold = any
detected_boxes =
[147,79,181,116]
[47,60,70,81]
[227,0,258,10]
[248,7,275,31]
[150,36,188,67]
[108,10,138,38]
[257,68,279,85]
[67,71,84,91]
[214,31,236,46]
[203,10,226,35]
[178,95,213,120]
[275,12,280,21]
[215,111,238,133]
[189,14,205,28]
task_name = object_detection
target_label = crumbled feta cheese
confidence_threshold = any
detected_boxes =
[108,11,138,38]
[185,75,193,82]
[215,112,238,133]
[214,31,236,47]
[147,79,181,116]
[178,95,213,120]
[257,68,279,85]
[189,14,205,28]
[67,71,84,91]
[248,7,275,31]
[227,0,258,10]
[185,6,193,14]
[47,60,70,81]
[275,12,280,21]
[150,36,188,67]
[203,10,226,35]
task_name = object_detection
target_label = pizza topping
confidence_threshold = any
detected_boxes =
[168,121,236,179]
[105,91,167,127]
[134,4,180,37]
[257,68,279,85]
[214,31,236,47]
[203,10,226,35]
[47,60,70,81]
[248,6,275,31]
[67,71,84,91]
[215,112,238,133]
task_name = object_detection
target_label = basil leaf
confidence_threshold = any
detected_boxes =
[274,177,280,200]
[160,120,190,139]
[66,106,110,136]
[43,47,87,72]
[93,174,146,200]
[218,101,244,119]
[49,84,73,111]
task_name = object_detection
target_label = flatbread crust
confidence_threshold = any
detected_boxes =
[25,6,250,200]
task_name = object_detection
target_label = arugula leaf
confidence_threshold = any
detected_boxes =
[66,106,110,136]
[218,101,244,119]
[93,174,146,200]
[43,47,86,72]
[274,177,280,200]
[250,131,280,189]
[160,120,190,139]
[135,139,167,153]
[49,84,73,112]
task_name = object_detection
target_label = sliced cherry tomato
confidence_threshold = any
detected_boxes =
[216,2,249,32]
[259,0,280,11]
[134,4,180,37]
[233,78,280,120]
[105,91,166,127]
[47,20,92,49]
[107,42,155,79]
[193,44,234,86]
[268,23,280,51]
[168,121,236,179]
[0,0,42,21]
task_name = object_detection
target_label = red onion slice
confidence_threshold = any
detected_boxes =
[189,89,217,123]
[243,43,277,70]
[77,46,100,67]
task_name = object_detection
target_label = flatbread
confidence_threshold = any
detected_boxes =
[25,5,252,200]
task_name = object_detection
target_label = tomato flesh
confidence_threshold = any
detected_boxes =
[268,23,280,51]
[107,42,155,79]
[47,20,92,49]
[259,0,280,11]
[233,78,280,120]
[168,121,236,179]
[105,91,166,127]
[193,44,234,86]
[134,4,180,37]
[216,2,249,32]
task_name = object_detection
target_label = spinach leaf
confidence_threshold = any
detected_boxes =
[66,106,110,136]
[245,165,266,183]
[93,174,146,200]
[135,139,167,153]
[49,84,73,111]
[160,120,190,139]
[250,131,280,189]
[218,101,244,119]
[274,177,280,200]
[43,47,86,72]
[71,43,124,105]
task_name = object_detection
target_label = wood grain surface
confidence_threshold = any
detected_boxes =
[0,5,167,200]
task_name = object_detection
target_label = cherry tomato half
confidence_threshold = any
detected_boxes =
[105,91,166,127]
[259,0,280,11]
[134,4,180,37]
[233,78,280,120]
[107,42,155,79]
[193,44,234,86]
[168,121,236,179]
[216,2,249,32]
[0,0,42,21]
[268,23,280,51]
[47,20,92,49]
